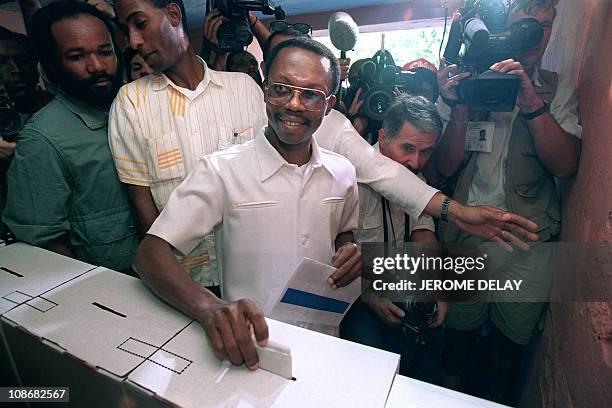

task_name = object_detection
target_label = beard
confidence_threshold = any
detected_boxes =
[57,69,123,109]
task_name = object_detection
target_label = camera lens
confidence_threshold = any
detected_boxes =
[363,86,395,122]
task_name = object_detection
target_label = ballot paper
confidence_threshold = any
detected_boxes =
[268,258,361,327]
[254,338,292,379]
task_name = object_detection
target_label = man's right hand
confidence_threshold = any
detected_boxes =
[0,136,16,160]
[364,293,405,326]
[347,88,368,135]
[203,10,226,48]
[437,57,471,102]
[197,298,269,370]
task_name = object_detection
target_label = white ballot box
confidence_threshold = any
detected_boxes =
[0,243,96,386]
[1,267,192,406]
[0,242,95,315]
[127,319,400,408]
[385,375,510,408]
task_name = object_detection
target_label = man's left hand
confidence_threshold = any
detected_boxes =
[328,243,361,288]
[490,59,544,113]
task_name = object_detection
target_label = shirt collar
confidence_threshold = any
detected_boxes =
[37,64,107,130]
[151,56,224,93]
[255,127,332,182]
[54,88,108,130]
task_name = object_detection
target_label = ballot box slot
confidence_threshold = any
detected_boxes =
[0,266,23,277]
[92,302,127,318]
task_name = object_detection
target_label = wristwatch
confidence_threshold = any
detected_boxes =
[522,101,549,120]
[440,196,451,222]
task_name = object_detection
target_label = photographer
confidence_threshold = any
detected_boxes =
[0,26,53,240]
[0,27,53,159]
[341,95,447,380]
[434,0,581,403]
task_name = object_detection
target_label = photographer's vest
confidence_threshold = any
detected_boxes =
[443,69,561,243]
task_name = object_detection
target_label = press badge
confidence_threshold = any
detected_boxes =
[465,121,495,153]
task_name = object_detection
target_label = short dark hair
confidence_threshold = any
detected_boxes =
[261,28,308,61]
[148,0,190,36]
[264,37,340,95]
[382,95,442,140]
[0,26,33,55]
[30,1,115,68]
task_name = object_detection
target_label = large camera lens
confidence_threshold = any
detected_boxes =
[363,86,395,122]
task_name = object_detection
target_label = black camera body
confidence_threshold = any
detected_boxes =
[444,0,544,111]
[0,96,22,142]
[394,297,438,346]
[350,50,431,122]
[208,0,285,52]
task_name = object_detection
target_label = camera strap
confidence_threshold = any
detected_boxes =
[381,197,410,243]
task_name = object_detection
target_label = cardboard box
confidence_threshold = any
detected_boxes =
[385,375,509,407]
[0,243,95,315]
[1,243,96,388]
[127,319,400,408]
[2,267,192,406]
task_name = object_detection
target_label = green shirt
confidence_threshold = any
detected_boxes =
[2,90,138,271]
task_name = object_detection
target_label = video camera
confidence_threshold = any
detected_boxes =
[348,36,437,122]
[443,0,544,111]
[207,0,285,52]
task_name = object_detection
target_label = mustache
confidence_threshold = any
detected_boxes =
[84,73,114,85]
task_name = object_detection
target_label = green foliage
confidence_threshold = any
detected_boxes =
[317,24,445,69]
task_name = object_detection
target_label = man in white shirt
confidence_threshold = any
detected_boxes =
[110,0,266,292]
[135,38,361,370]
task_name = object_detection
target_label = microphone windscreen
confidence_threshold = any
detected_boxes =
[328,12,359,52]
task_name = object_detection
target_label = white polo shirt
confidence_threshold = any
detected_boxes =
[357,144,435,243]
[108,57,265,287]
[148,130,359,312]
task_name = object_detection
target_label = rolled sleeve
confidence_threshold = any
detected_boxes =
[148,155,224,255]
[2,130,71,245]
[550,74,582,139]
[108,93,151,186]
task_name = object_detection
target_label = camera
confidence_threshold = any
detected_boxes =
[207,0,286,52]
[349,50,431,122]
[394,297,438,346]
[0,96,22,142]
[443,0,544,111]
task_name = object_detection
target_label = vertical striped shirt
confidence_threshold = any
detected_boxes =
[108,57,266,286]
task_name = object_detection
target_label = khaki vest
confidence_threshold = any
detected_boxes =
[444,69,561,243]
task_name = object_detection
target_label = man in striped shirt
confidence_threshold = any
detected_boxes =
[109,0,266,293]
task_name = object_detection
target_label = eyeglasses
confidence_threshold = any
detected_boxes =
[269,21,312,36]
[264,82,331,112]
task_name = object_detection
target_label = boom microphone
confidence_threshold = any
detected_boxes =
[328,12,359,58]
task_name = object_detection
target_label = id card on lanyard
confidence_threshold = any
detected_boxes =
[465,121,495,153]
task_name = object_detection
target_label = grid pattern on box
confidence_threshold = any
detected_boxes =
[118,337,193,375]
[25,296,58,313]
[2,291,33,305]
